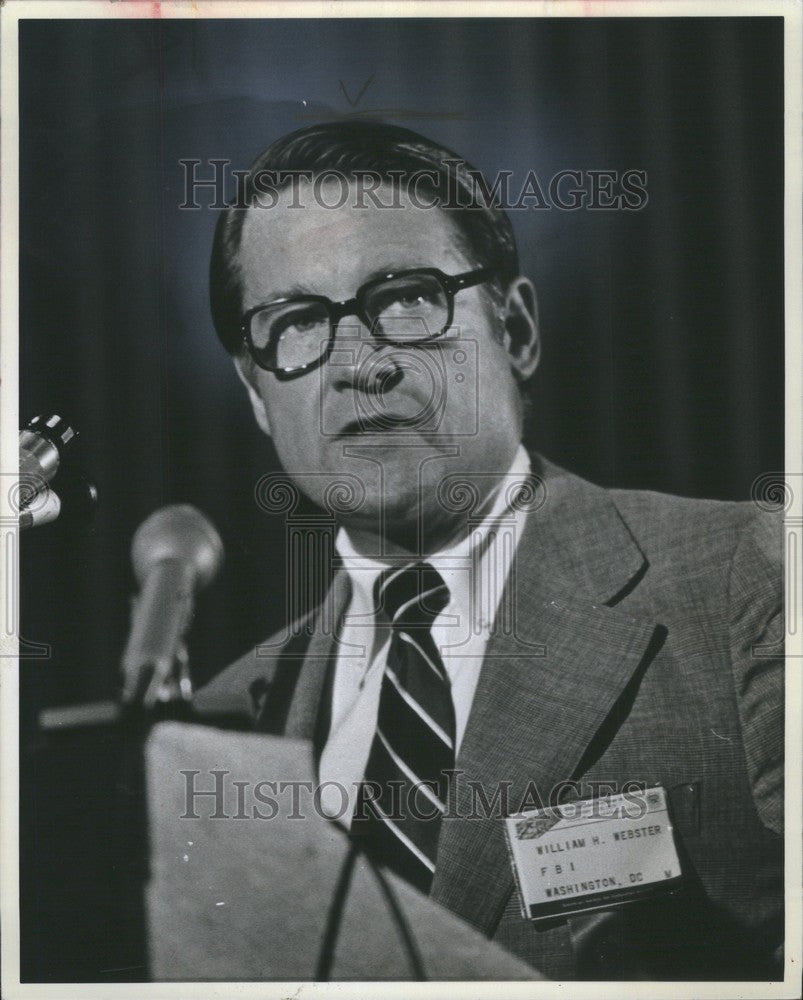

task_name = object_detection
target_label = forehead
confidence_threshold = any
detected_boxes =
[237,178,471,305]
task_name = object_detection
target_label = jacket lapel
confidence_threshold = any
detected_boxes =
[283,569,351,741]
[430,461,661,934]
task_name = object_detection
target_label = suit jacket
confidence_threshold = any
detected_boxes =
[202,457,784,980]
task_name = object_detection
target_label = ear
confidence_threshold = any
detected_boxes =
[501,276,540,381]
[233,355,272,437]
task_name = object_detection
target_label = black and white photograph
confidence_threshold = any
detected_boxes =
[2,1,800,994]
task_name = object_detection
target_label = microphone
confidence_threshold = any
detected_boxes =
[19,414,78,508]
[19,475,99,531]
[120,505,223,708]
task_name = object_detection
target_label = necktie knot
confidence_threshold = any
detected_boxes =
[375,562,450,628]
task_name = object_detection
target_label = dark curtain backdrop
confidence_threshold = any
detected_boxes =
[19,17,784,709]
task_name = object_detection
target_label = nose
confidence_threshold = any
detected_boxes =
[362,353,405,395]
[334,344,405,397]
[330,316,405,397]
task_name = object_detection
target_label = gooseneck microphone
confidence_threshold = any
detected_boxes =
[19,414,78,507]
[120,505,223,708]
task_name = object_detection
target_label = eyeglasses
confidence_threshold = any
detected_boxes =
[241,265,497,378]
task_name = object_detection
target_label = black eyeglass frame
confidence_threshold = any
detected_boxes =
[240,265,498,379]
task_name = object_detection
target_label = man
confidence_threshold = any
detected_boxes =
[203,122,783,980]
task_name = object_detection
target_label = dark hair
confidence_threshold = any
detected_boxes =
[209,121,520,355]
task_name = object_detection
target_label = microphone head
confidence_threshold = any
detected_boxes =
[19,414,79,496]
[26,414,78,456]
[131,504,223,588]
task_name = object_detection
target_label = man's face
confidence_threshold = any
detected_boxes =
[236,179,536,552]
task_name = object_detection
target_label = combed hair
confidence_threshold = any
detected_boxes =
[209,121,520,355]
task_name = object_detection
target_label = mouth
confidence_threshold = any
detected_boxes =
[336,413,424,437]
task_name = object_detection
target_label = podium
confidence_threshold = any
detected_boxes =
[145,722,540,981]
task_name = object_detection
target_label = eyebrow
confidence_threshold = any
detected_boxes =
[262,282,317,303]
[263,264,429,304]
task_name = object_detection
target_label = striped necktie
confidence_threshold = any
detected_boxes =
[351,562,454,893]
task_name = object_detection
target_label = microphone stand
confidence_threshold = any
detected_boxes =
[27,642,251,982]
[24,502,243,981]
[100,638,194,982]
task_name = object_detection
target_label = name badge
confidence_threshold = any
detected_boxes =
[503,786,683,922]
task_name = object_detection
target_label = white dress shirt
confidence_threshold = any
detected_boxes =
[317,446,532,824]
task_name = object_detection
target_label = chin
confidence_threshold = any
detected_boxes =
[364,483,421,524]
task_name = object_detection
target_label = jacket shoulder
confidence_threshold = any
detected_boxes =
[607,486,781,579]
[195,614,313,720]
[194,641,281,720]
[610,486,749,548]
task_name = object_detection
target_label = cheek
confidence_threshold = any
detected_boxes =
[261,381,318,443]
